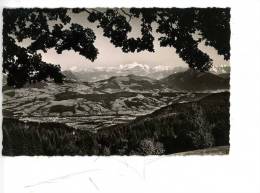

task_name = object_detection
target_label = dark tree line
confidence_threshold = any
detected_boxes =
[3,8,230,88]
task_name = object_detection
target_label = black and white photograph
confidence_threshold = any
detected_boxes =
[2,7,231,156]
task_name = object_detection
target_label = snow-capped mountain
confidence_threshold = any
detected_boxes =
[119,62,150,71]
[69,62,187,82]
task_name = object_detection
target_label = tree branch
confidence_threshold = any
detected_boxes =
[85,9,92,14]
[120,8,132,22]
[91,8,103,13]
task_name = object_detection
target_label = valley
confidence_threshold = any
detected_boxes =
[2,69,230,155]
[3,79,209,131]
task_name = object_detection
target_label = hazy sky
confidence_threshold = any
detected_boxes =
[36,9,230,71]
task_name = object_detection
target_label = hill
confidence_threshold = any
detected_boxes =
[97,91,230,155]
[90,74,165,93]
[161,69,229,91]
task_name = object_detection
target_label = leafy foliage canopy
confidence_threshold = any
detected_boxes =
[3,8,230,87]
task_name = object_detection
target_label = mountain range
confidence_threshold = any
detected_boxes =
[63,63,188,82]
[63,68,229,92]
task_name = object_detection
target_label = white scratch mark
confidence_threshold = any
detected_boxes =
[89,177,99,191]
[24,168,102,188]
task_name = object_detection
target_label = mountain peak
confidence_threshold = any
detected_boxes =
[161,69,229,91]
[119,62,150,71]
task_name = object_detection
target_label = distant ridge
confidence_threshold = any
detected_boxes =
[91,74,163,92]
[61,69,229,92]
[71,64,188,82]
[160,69,229,91]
